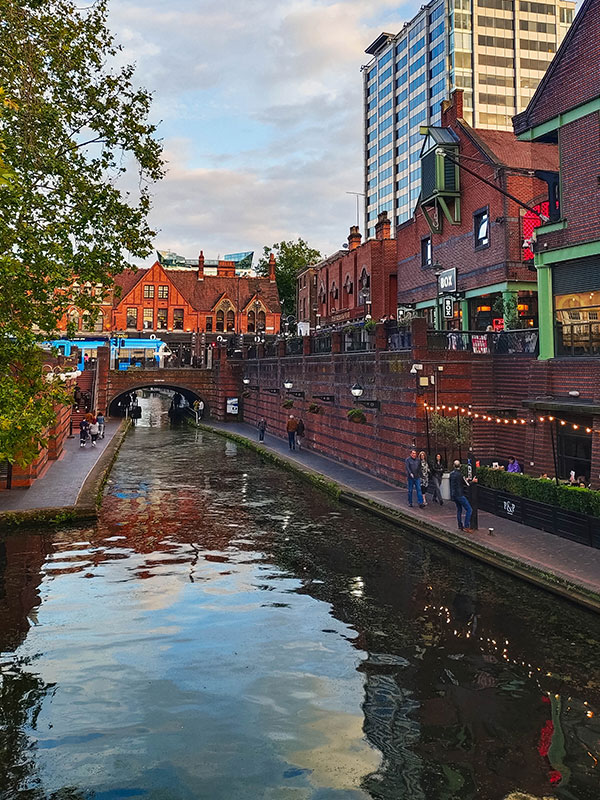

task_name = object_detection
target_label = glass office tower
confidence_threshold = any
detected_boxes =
[363,0,575,238]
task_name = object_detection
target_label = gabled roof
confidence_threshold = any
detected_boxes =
[513,0,598,135]
[459,124,559,172]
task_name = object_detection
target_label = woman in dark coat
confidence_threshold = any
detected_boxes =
[430,453,445,505]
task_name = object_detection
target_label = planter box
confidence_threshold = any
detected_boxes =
[477,485,598,548]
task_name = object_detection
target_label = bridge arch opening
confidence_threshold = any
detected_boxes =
[108,384,209,421]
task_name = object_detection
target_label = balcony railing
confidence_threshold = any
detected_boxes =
[311,334,332,354]
[427,328,539,355]
[385,322,412,351]
[284,337,304,356]
[343,328,374,353]
[555,322,600,357]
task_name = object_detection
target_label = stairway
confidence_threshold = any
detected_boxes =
[71,369,95,430]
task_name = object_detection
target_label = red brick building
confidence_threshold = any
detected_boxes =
[309,215,397,327]
[58,253,281,337]
[296,266,318,332]
[396,90,558,331]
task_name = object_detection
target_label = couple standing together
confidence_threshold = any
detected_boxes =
[257,414,305,451]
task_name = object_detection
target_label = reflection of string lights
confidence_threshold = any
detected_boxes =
[424,403,594,434]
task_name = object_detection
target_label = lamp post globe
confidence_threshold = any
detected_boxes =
[242,378,250,386]
[350,382,364,399]
[283,379,293,391]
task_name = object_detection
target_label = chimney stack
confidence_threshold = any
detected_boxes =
[375,211,391,241]
[348,226,362,251]
[441,88,464,126]
[197,250,204,281]
[268,252,276,283]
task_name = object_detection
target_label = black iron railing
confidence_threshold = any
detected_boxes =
[284,337,304,356]
[427,328,539,355]
[385,322,412,351]
[311,334,332,354]
[343,328,374,352]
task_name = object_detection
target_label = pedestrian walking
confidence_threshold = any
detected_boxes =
[79,418,90,448]
[450,460,473,532]
[286,415,298,451]
[418,451,430,506]
[89,417,99,447]
[296,418,305,451]
[96,411,105,439]
[405,448,425,508]
[257,417,266,442]
[430,453,445,505]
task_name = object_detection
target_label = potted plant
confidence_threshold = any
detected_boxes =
[282,398,294,409]
[347,408,366,424]
[308,402,321,414]
[364,318,377,333]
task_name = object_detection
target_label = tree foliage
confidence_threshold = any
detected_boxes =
[0,0,164,463]
[428,411,472,460]
[256,238,322,319]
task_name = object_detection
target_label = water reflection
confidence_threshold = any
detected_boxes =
[0,424,599,800]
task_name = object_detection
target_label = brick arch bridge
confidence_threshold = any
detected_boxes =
[95,348,241,421]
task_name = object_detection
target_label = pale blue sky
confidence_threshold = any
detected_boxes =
[109,0,423,261]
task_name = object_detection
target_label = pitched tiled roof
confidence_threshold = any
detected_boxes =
[462,125,559,171]
[113,268,281,313]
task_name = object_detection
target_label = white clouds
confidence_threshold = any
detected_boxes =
[108,0,415,259]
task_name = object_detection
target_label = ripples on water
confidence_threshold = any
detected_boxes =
[1,397,600,800]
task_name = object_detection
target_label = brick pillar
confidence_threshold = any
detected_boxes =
[331,332,342,354]
[278,340,286,357]
[96,345,110,414]
[258,344,265,358]
[303,336,311,355]
[411,316,428,354]
[375,323,386,351]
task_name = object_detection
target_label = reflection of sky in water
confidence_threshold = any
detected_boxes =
[2,421,600,800]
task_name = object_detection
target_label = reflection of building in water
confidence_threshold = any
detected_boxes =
[0,535,48,652]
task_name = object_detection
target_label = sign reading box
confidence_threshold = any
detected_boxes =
[443,296,454,318]
[438,267,457,293]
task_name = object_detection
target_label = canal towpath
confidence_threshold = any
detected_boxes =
[0,419,127,523]
[204,420,600,612]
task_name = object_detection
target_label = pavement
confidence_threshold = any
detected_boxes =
[206,421,600,606]
[0,420,121,511]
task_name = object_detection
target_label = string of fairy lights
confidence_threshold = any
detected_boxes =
[423,402,595,434]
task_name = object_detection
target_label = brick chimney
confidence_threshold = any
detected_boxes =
[197,250,204,281]
[217,259,236,278]
[375,211,391,241]
[441,88,464,126]
[348,226,362,251]
[268,252,276,283]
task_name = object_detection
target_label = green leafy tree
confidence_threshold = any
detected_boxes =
[256,238,322,320]
[0,0,164,464]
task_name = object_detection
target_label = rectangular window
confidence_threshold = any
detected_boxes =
[157,308,168,329]
[520,57,553,70]
[397,159,408,173]
[396,54,407,71]
[519,19,555,33]
[396,39,407,56]
[396,88,408,103]
[481,74,514,87]
[367,66,377,82]
[396,122,408,137]
[367,176,377,189]
[411,89,427,108]
[519,1,555,13]
[421,236,432,267]
[367,145,378,158]
[143,308,153,329]
[412,53,426,72]
[431,78,446,97]
[378,183,393,199]
[519,39,556,53]
[477,0,513,8]
[367,130,377,143]
[379,99,393,115]
[126,307,138,328]
[397,141,408,155]
[412,108,427,126]
[378,83,393,101]
[560,7,573,23]
[378,149,394,166]
[379,166,393,181]
[479,54,514,68]
[478,34,514,49]
[474,207,490,248]
[430,60,445,79]
[367,98,377,112]
[430,41,445,60]
[479,92,515,106]
[430,3,445,24]
[429,21,445,41]
[378,115,393,134]
[158,285,169,299]
[477,15,514,29]
[367,113,377,128]
[378,66,392,85]
[379,132,393,147]
[143,285,155,299]
[379,49,392,68]
[206,316,213,332]
[410,72,427,93]
[173,309,184,330]
[397,176,409,190]
[409,37,425,58]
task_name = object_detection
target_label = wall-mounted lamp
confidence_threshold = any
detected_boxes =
[351,382,364,398]
[350,382,379,409]
[283,379,294,391]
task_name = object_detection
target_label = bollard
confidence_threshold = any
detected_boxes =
[469,481,479,530]
[488,527,495,536]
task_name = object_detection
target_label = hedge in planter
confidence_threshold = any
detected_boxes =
[347,408,366,424]
[476,466,600,519]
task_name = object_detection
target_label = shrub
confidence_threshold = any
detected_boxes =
[308,403,321,414]
[282,398,294,409]
[347,408,366,424]
[364,319,377,333]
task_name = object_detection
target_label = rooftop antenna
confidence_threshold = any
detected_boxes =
[346,191,365,228]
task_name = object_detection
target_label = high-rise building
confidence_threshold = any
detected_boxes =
[363,0,575,239]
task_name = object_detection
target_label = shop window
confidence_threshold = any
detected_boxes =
[226,310,235,331]
[173,309,184,330]
[126,307,138,328]
[206,316,213,332]
[158,285,169,299]
[143,285,155,299]
[474,208,489,249]
[557,425,592,482]
[157,308,168,329]
[143,308,153,329]
[421,236,432,266]
[216,310,224,332]
[248,310,256,332]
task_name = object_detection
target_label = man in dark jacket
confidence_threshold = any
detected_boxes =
[450,460,472,532]
[405,448,425,508]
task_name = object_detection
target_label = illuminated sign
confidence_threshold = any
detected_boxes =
[438,267,457,293]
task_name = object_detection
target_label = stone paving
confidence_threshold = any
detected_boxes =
[0,420,121,511]
[207,421,600,598]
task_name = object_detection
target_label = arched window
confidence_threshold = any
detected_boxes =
[216,309,225,331]
[257,310,266,330]
[94,312,104,332]
[248,310,255,332]
[226,310,235,331]
[68,309,80,329]
[81,312,91,330]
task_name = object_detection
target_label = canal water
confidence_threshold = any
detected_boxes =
[1,396,600,800]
